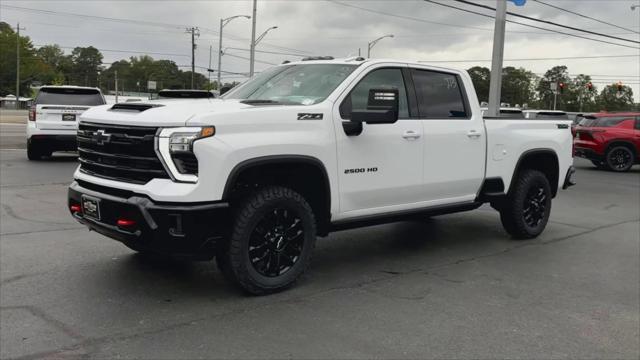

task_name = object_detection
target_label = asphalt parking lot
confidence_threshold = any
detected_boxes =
[1,123,639,359]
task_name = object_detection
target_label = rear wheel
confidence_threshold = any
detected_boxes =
[605,146,634,172]
[27,140,44,160]
[499,169,552,239]
[217,186,317,295]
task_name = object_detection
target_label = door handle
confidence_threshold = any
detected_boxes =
[402,130,421,140]
[467,130,482,139]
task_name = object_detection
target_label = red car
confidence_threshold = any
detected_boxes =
[574,112,640,172]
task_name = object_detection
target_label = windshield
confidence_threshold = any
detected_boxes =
[224,64,358,105]
[36,88,105,106]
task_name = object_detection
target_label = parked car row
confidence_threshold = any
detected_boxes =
[26,86,217,160]
[573,112,640,172]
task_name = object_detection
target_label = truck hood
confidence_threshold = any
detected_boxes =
[79,99,261,127]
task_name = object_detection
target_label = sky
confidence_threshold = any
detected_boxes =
[1,0,639,101]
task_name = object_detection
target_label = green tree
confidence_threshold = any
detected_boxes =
[597,84,635,111]
[0,21,44,96]
[501,66,537,107]
[69,46,103,87]
[467,66,490,103]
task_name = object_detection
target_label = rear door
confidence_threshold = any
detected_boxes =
[35,88,105,130]
[410,68,486,203]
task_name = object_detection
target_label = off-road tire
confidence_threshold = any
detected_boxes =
[217,186,317,295]
[500,169,552,239]
[605,146,635,172]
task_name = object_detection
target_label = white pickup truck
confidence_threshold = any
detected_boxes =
[68,57,575,294]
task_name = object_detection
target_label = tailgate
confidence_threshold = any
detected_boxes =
[35,105,89,130]
[34,88,104,130]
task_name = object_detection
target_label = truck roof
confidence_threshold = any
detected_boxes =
[280,57,464,73]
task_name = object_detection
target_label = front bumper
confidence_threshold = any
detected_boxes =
[68,181,229,259]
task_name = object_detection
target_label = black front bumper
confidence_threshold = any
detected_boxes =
[68,181,229,259]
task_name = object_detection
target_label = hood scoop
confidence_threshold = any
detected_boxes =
[110,103,164,112]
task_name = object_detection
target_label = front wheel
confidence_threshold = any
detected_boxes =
[499,169,552,239]
[605,146,635,172]
[217,186,317,295]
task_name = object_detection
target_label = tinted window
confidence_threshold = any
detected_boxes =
[411,69,467,118]
[592,116,633,127]
[340,68,409,119]
[536,112,568,120]
[36,88,105,106]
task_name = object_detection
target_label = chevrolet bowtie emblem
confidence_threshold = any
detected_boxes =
[92,129,111,145]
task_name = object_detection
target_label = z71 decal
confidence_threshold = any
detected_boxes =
[344,167,378,174]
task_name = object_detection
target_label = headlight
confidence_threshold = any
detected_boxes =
[156,126,215,183]
[169,127,215,154]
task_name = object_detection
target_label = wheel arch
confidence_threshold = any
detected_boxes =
[509,149,560,197]
[222,155,332,236]
[604,140,637,158]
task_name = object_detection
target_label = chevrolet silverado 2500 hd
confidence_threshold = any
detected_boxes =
[68,57,575,294]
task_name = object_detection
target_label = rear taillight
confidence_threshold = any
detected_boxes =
[577,129,604,141]
[28,105,36,121]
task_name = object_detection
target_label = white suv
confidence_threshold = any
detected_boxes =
[27,86,105,160]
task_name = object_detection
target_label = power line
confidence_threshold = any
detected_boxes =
[451,0,640,44]
[418,54,640,63]
[423,0,640,50]
[532,0,640,35]
[223,52,278,66]
[225,47,311,57]
[34,44,189,58]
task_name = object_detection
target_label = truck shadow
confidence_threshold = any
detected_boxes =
[103,212,508,299]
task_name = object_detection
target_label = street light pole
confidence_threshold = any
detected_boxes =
[218,15,250,89]
[249,0,258,77]
[367,34,394,58]
[250,26,278,74]
[487,0,507,118]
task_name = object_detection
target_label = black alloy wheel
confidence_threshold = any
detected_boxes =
[523,186,547,228]
[248,208,304,277]
[606,146,634,172]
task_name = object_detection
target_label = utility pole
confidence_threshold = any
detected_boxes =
[487,0,507,118]
[186,27,200,88]
[115,70,119,103]
[249,0,258,77]
[209,45,212,87]
[15,23,25,105]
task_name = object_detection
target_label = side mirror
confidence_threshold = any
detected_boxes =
[219,86,232,96]
[351,88,399,124]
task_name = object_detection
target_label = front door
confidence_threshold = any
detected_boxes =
[335,66,424,216]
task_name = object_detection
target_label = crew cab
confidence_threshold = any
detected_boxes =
[574,112,640,171]
[68,58,575,294]
[27,86,105,160]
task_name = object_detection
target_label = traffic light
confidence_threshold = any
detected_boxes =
[617,81,623,92]
[558,82,565,94]
[586,82,593,91]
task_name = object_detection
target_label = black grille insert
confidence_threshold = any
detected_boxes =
[77,122,169,184]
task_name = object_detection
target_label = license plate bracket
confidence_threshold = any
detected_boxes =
[81,195,101,221]
[62,114,76,121]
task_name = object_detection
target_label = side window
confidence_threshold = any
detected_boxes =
[635,117,640,130]
[411,69,468,118]
[340,68,409,119]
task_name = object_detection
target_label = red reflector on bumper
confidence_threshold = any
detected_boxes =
[70,204,81,213]
[117,219,136,227]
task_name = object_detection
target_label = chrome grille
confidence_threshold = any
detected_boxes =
[77,122,169,184]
